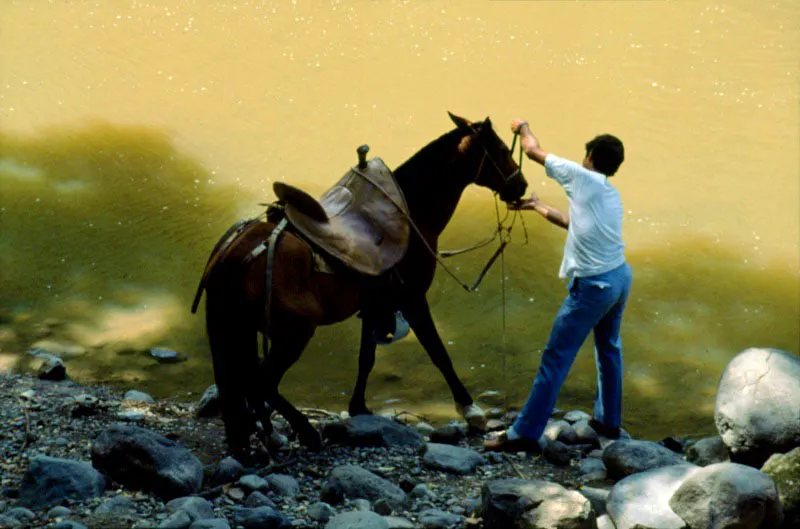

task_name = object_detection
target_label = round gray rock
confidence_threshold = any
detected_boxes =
[685,435,730,466]
[91,423,203,500]
[421,443,486,475]
[321,465,408,510]
[323,415,424,449]
[603,439,689,481]
[17,456,106,510]
[669,462,783,529]
[761,447,800,529]
[482,478,595,529]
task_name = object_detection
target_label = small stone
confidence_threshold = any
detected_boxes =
[124,390,156,404]
[372,498,393,515]
[158,510,193,529]
[415,423,435,436]
[476,390,505,407]
[410,484,437,501]
[51,521,89,529]
[244,491,275,509]
[209,457,245,487]
[485,408,505,419]
[4,508,35,522]
[197,385,220,418]
[352,498,371,511]
[96,495,137,515]
[428,425,464,446]
[238,474,270,493]
[265,474,300,498]
[418,508,465,529]
[307,501,336,522]
[227,488,246,502]
[47,505,72,518]
[485,419,506,432]
[325,511,388,529]
[189,520,230,529]
[117,410,146,422]
[383,516,415,529]
[149,347,187,364]
[563,410,591,423]
[37,355,66,381]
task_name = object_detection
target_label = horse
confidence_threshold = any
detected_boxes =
[192,112,528,458]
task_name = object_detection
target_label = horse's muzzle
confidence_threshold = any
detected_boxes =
[500,173,528,204]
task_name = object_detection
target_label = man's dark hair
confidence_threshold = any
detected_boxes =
[585,134,625,176]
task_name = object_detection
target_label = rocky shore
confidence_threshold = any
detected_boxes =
[1,346,798,529]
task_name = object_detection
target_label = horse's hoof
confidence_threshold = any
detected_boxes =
[230,447,254,467]
[456,402,488,431]
[267,431,289,451]
[299,429,324,451]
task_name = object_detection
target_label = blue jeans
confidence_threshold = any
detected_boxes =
[512,262,633,440]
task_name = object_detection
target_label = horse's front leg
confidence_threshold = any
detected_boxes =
[400,295,487,430]
[349,319,377,417]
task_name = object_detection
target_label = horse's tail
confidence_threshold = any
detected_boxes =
[194,217,269,457]
[191,218,261,314]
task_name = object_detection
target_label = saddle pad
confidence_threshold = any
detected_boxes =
[280,157,410,276]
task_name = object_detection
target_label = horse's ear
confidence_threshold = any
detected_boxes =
[482,117,492,130]
[448,111,473,131]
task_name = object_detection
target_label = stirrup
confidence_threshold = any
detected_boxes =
[373,311,411,345]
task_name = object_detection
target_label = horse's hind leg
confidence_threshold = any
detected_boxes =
[206,298,258,459]
[400,295,488,430]
[261,324,322,450]
[349,320,377,417]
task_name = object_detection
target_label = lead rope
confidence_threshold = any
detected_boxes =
[502,128,525,413]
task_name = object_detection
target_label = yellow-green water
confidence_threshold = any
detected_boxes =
[1,0,798,440]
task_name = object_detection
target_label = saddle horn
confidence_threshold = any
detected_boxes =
[357,144,369,169]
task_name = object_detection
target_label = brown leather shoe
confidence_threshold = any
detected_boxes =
[483,431,542,454]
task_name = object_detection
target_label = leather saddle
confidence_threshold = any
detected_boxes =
[273,149,410,276]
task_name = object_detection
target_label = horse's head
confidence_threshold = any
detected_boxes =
[448,112,528,204]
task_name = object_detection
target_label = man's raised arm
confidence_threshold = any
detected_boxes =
[511,120,548,166]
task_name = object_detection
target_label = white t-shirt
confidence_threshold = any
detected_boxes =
[544,153,626,279]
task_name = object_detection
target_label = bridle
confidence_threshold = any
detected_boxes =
[433,125,529,292]
[467,123,525,196]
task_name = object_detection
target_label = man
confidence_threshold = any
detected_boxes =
[484,120,633,452]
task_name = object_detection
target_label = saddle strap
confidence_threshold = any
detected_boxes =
[264,218,288,335]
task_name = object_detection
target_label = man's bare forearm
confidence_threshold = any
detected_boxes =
[530,202,569,230]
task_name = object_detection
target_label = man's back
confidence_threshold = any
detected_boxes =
[544,153,625,279]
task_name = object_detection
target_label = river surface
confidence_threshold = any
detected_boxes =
[1,0,798,439]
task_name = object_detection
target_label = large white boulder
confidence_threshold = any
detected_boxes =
[606,464,699,529]
[714,348,800,467]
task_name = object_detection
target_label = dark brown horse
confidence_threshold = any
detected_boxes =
[193,112,527,458]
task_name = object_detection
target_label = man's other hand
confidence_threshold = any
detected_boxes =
[510,192,541,211]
